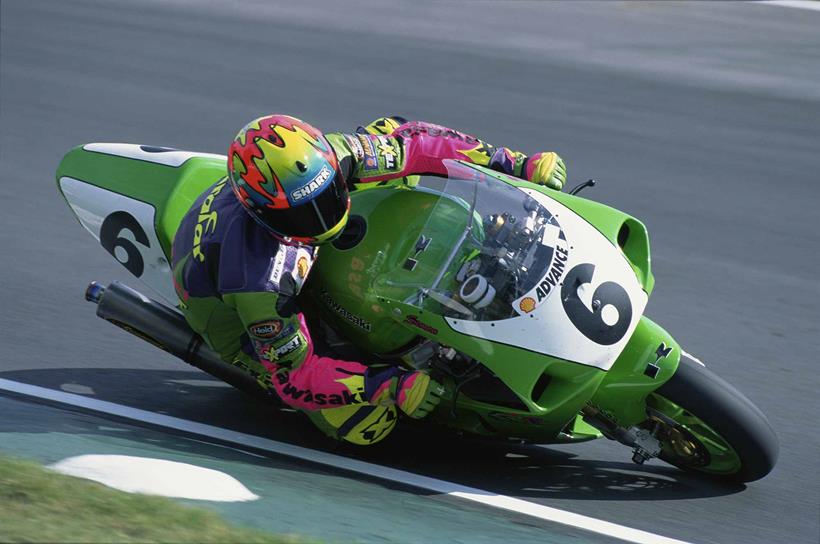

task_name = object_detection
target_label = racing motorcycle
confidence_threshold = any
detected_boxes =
[56,143,778,482]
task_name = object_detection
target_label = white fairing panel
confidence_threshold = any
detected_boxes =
[445,188,648,371]
[83,143,225,167]
[59,177,178,306]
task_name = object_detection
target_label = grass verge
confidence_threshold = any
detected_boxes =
[0,455,310,543]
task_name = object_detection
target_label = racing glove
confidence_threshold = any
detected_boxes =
[367,368,444,419]
[526,151,566,191]
[395,371,444,419]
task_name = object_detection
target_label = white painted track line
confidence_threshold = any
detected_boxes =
[756,0,820,12]
[0,378,692,544]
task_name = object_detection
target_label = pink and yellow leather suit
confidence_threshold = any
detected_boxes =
[171,116,565,443]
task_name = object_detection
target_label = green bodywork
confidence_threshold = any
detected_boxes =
[56,146,224,257]
[57,146,680,444]
[305,164,679,442]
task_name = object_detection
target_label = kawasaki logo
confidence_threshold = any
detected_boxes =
[275,371,365,405]
[291,165,332,201]
[319,289,372,332]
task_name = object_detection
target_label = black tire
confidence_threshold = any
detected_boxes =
[650,353,779,482]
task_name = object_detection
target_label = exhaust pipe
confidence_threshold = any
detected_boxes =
[86,281,274,402]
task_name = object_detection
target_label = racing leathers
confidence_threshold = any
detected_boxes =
[171,117,565,437]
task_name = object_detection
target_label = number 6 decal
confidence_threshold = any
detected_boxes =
[100,211,150,277]
[561,263,632,345]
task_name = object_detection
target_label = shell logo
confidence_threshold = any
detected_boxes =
[519,297,536,313]
[296,256,309,279]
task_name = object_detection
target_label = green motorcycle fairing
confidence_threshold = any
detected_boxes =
[57,145,679,443]
[306,160,680,441]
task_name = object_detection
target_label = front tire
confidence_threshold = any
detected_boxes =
[646,354,779,482]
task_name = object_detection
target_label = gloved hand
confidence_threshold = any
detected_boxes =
[526,152,566,191]
[366,367,444,419]
[394,371,444,419]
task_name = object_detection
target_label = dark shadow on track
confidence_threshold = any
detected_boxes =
[353,426,746,501]
[1,368,745,502]
[0,367,323,447]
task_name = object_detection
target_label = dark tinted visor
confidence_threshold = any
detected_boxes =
[259,173,349,239]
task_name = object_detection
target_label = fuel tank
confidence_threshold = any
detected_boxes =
[304,186,469,354]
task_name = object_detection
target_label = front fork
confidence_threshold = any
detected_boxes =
[581,404,662,464]
[582,315,681,464]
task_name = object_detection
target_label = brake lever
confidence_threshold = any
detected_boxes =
[569,179,597,195]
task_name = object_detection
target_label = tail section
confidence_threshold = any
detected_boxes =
[56,143,226,304]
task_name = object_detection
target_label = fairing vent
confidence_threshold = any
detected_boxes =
[531,373,553,405]
[332,215,367,250]
[616,218,654,293]
[461,367,529,411]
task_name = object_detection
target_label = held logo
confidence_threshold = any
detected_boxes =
[249,319,283,339]
[291,165,332,201]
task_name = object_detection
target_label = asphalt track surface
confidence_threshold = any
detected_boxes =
[1,393,625,544]
[1,1,819,543]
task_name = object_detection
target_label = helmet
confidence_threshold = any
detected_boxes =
[227,114,350,244]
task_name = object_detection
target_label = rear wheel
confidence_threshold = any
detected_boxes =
[646,354,778,482]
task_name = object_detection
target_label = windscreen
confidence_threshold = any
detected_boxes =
[404,161,566,322]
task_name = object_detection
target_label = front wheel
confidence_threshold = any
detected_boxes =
[645,354,779,482]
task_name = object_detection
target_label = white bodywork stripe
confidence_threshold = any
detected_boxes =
[0,378,690,544]
[83,143,225,167]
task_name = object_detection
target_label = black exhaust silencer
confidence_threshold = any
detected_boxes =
[86,281,273,402]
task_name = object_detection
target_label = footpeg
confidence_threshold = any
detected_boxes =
[632,448,653,465]
[629,428,662,464]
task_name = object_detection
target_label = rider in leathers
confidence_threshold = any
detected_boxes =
[171,114,566,444]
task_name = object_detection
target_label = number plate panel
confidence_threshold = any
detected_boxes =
[59,177,177,305]
[445,188,648,371]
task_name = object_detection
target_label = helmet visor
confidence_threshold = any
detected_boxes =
[259,172,349,240]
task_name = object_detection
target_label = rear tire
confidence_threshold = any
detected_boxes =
[647,354,779,482]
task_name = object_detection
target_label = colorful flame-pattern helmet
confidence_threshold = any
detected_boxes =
[227,114,350,244]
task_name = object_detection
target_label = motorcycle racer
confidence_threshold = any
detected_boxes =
[171,114,566,444]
